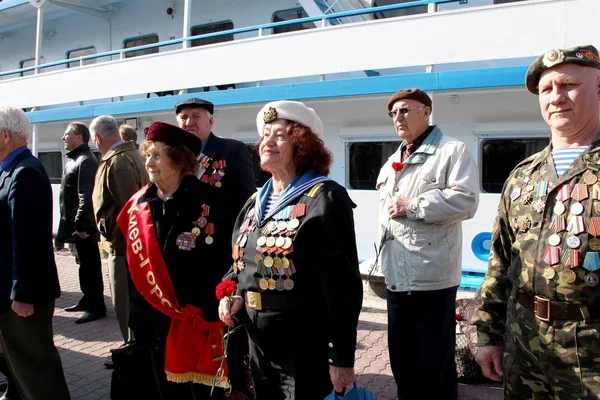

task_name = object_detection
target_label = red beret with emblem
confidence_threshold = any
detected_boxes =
[144,121,202,155]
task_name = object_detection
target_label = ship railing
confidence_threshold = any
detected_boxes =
[0,0,466,78]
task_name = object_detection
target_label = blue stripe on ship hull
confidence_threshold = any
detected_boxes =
[27,65,528,123]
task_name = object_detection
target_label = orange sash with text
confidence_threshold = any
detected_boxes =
[117,187,229,388]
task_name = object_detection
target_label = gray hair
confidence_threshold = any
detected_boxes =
[0,104,31,141]
[90,115,120,139]
[67,121,91,143]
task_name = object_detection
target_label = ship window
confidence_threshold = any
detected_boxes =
[38,151,63,184]
[246,144,271,188]
[372,0,427,19]
[123,34,159,58]
[480,138,548,193]
[348,141,400,190]
[272,8,316,34]
[67,47,97,68]
[19,58,35,77]
[190,21,234,47]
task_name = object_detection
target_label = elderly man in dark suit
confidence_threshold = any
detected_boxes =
[0,105,70,399]
[175,98,256,397]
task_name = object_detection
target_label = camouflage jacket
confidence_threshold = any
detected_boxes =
[473,140,600,346]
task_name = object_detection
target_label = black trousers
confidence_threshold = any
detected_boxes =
[387,287,458,400]
[74,236,106,314]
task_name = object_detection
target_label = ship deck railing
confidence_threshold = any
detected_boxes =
[1,0,466,78]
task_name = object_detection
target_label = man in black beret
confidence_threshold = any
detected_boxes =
[376,88,479,399]
[474,45,600,397]
[174,98,255,397]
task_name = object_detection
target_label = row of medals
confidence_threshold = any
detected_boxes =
[233,205,305,292]
[511,167,600,287]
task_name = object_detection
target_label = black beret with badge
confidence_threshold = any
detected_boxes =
[526,45,600,94]
[174,97,215,115]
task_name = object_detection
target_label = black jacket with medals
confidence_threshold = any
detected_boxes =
[227,180,363,372]
[130,175,232,345]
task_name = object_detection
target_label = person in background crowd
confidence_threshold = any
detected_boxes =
[117,121,231,399]
[58,121,107,324]
[0,104,71,400]
[219,100,363,399]
[474,44,600,397]
[377,88,479,399]
[91,115,148,364]
[120,124,139,149]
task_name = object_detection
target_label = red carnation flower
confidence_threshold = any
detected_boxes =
[455,313,463,321]
[392,162,404,172]
[216,280,237,300]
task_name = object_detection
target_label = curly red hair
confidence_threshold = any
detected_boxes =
[256,121,332,176]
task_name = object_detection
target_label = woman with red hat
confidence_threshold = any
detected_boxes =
[117,121,233,399]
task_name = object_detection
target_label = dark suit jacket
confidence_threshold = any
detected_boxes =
[201,132,256,232]
[0,149,61,311]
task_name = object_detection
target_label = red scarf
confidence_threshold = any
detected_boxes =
[117,187,229,388]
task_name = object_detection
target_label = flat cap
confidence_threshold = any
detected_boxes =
[174,97,214,115]
[144,121,202,155]
[387,88,432,111]
[526,45,600,94]
[256,100,324,137]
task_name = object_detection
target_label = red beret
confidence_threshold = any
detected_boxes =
[387,88,432,111]
[144,121,202,155]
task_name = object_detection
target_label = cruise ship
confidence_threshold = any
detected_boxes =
[1,0,596,289]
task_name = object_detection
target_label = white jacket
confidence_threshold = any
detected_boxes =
[376,126,479,292]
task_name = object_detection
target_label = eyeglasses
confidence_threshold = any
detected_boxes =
[388,106,421,118]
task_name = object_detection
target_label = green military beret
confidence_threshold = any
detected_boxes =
[526,45,600,94]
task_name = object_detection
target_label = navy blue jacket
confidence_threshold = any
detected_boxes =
[0,149,61,311]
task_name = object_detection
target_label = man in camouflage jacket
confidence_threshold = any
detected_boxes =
[473,45,600,398]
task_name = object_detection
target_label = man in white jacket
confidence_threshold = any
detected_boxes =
[376,88,479,400]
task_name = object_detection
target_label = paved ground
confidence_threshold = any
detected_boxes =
[22,253,503,399]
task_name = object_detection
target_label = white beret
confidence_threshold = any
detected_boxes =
[256,100,324,137]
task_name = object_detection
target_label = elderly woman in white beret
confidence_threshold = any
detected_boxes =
[218,100,363,399]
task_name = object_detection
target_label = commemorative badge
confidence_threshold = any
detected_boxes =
[542,49,565,68]
[542,267,556,280]
[510,187,521,202]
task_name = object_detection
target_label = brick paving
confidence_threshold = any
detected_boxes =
[44,253,503,399]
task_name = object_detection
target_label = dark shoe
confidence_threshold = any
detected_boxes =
[74,312,106,324]
[104,360,114,369]
[64,304,88,312]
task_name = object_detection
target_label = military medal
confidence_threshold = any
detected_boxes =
[533,198,546,214]
[510,187,521,202]
[516,216,531,233]
[176,232,197,251]
[570,184,587,214]
[584,170,598,185]
[585,273,599,287]
[275,279,285,291]
[566,235,581,249]
[582,252,600,286]
[267,278,276,290]
[191,227,201,236]
[204,223,215,245]
[283,278,295,290]
[281,256,290,269]
[567,216,585,235]
[254,254,263,264]
[266,236,276,248]
[543,246,560,266]
[257,236,267,247]
[584,163,600,185]
[264,256,274,268]
[562,248,579,268]
[548,234,561,246]
[554,184,571,215]
[273,256,282,269]
[259,279,269,290]
[554,202,566,215]
[282,237,293,250]
[542,267,556,280]
[560,269,577,284]
[588,217,600,251]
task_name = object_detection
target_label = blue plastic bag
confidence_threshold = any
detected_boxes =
[323,382,375,400]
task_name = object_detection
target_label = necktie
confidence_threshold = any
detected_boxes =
[403,143,416,162]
